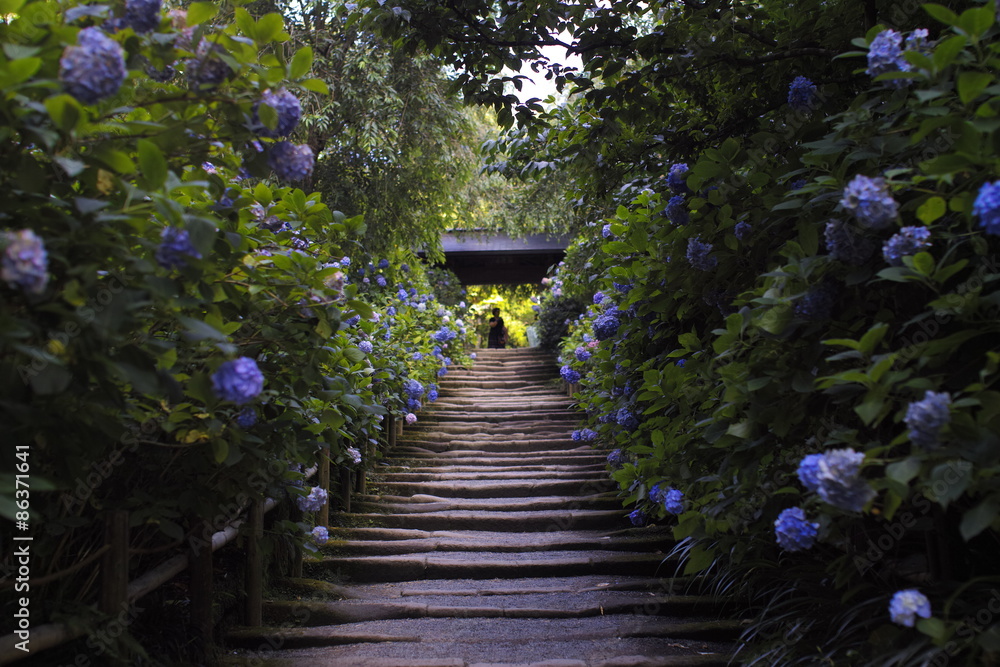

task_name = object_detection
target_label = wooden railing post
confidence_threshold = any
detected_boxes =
[339,467,352,513]
[101,509,130,664]
[387,414,397,450]
[319,448,331,528]
[245,499,264,627]
[189,520,214,653]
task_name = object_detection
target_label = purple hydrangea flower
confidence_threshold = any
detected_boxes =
[155,226,202,270]
[825,219,875,265]
[378,259,389,269]
[185,39,233,90]
[345,315,360,327]
[686,237,718,271]
[616,408,640,431]
[346,446,362,465]
[403,378,424,398]
[405,412,417,425]
[613,282,632,294]
[905,29,930,53]
[905,390,951,449]
[593,308,621,341]
[840,175,898,229]
[311,525,329,544]
[602,224,614,239]
[235,406,257,428]
[973,181,1000,235]
[889,589,932,627]
[253,88,302,138]
[607,448,625,468]
[628,508,647,526]
[667,195,689,225]
[797,454,824,493]
[268,142,314,182]
[375,275,387,287]
[296,486,327,512]
[774,507,819,551]
[788,76,818,112]
[663,488,684,514]
[667,163,690,194]
[883,226,931,266]
[560,365,581,384]
[572,428,598,442]
[734,221,752,241]
[575,347,591,362]
[427,388,439,402]
[211,357,264,405]
[59,27,127,105]
[432,326,457,343]
[358,340,373,354]
[125,0,162,33]
[815,448,875,512]
[2,229,48,294]
[795,281,838,320]
[867,29,912,86]
[593,291,605,304]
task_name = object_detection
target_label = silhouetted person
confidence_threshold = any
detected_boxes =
[487,307,507,349]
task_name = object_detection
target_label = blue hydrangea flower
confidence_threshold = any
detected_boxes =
[883,226,931,266]
[575,347,591,362]
[296,486,327,512]
[774,507,819,551]
[358,340,373,354]
[628,508,647,526]
[2,229,48,294]
[667,195,689,225]
[427,388,439,402]
[825,219,875,265]
[607,448,626,468]
[268,142,314,182]
[905,390,951,449]
[734,221,752,241]
[185,39,233,90]
[815,448,875,512]
[667,163,690,194]
[602,224,614,239]
[795,281,838,320]
[235,406,257,428]
[613,282,633,294]
[686,237,718,271]
[788,76,818,112]
[663,488,684,514]
[386,306,397,316]
[375,275,387,287]
[973,181,1000,235]
[905,29,930,53]
[59,27,127,105]
[403,379,424,398]
[560,365,581,384]
[156,227,202,270]
[345,315,360,327]
[125,0,162,33]
[212,357,264,405]
[378,259,389,268]
[311,525,329,544]
[407,398,421,411]
[400,263,410,272]
[593,308,622,341]
[889,589,932,627]
[789,179,807,191]
[840,175,898,229]
[571,428,597,442]
[253,88,302,138]
[648,483,667,503]
[797,453,824,493]
[616,408,640,431]
[867,29,912,86]
[593,291,605,304]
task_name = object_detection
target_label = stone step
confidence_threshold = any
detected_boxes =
[381,463,607,474]
[337,509,625,532]
[352,493,618,512]
[312,550,668,582]
[378,470,610,482]
[390,447,604,463]
[418,411,578,423]
[374,479,615,498]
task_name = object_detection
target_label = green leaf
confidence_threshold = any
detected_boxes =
[916,617,946,641]
[682,543,715,575]
[258,101,278,131]
[186,2,217,25]
[44,94,82,133]
[0,57,40,88]
[933,35,968,70]
[916,196,946,224]
[957,6,994,39]
[858,322,889,355]
[0,0,26,13]
[234,7,256,40]
[928,460,973,508]
[255,13,285,42]
[959,498,999,541]
[300,78,330,95]
[179,317,228,341]
[958,72,993,105]
[211,438,229,464]
[289,46,313,79]
[912,251,935,276]
[886,457,921,485]
[923,3,958,26]
[137,139,168,189]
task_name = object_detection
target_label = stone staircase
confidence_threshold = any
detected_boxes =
[223,347,741,667]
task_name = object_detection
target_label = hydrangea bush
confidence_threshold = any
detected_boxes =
[537,7,1000,663]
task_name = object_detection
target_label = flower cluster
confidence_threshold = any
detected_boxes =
[882,226,931,266]
[867,29,912,86]
[156,227,202,270]
[346,446,362,465]
[794,281,838,321]
[253,88,302,138]
[904,390,951,449]
[686,237,718,271]
[840,175,898,229]
[798,448,875,512]
[734,221,752,241]
[268,142,314,182]
[666,195,689,225]
[973,181,1000,236]
[560,365,581,384]
[825,219,875,265]
[774,507,819,551]
[571,428,598,442]
[628,508,647,526]
[649,484,684,514]
[787,76,818,112]
[431,326,457,343]
[358,340,373,354]
[235,407,257,429]
[211,357,264,405]
[311,526,329,545]
[607,448,626,468]
[2,229,49,294]
[125,0,162,33]
[889,589,931,627]
[593,308,622,341]
[296,486,328,513]
[59,27,127,105]
[186,39,233,90]
[592,291,605,304]
[602,224,614,239]
[405,412,417,425]
[575,347,591,362]
[616,408,640,432]
[667,163,690,194]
